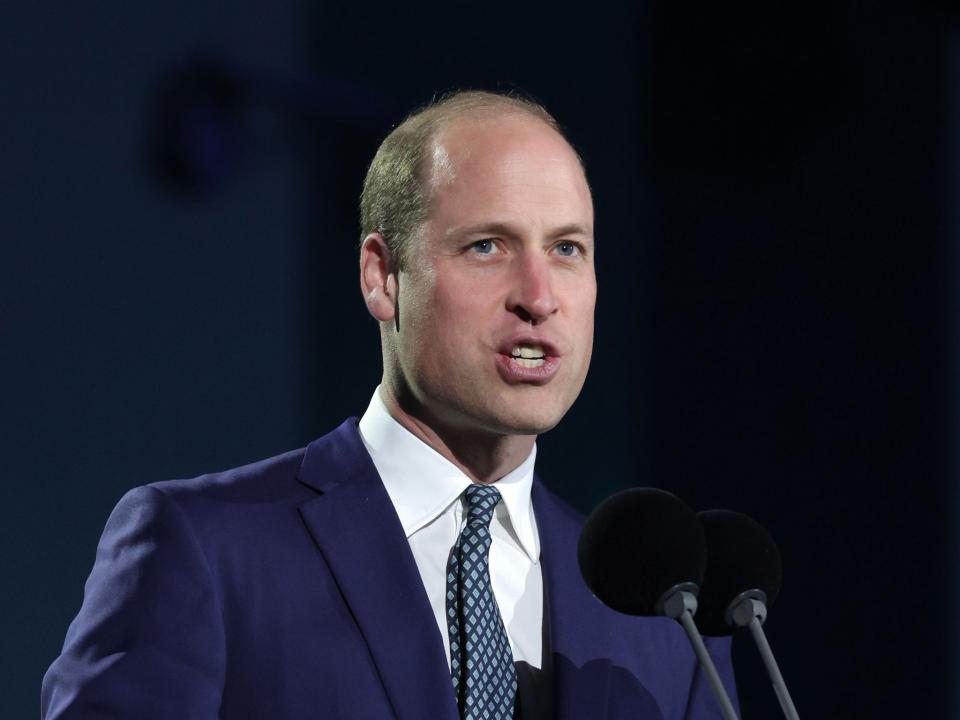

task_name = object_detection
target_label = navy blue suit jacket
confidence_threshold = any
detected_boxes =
[42,419,737,719]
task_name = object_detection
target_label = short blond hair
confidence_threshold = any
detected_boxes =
[359,90,581,269]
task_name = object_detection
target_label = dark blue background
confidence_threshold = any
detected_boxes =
[3,1,952,716]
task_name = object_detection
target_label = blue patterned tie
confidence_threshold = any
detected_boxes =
[446,484,518,719]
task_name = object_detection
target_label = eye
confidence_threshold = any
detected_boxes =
[555,241,581,257]
[470,239,497,255]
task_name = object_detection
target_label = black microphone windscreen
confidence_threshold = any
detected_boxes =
[577,488,707,616]
[696,510,783,636]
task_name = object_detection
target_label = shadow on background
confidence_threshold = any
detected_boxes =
[1,0,953,717]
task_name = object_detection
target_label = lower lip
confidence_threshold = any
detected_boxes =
[494,353,561,384]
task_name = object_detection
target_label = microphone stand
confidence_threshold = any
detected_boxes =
[729,595,800,720]
[659,586,740,720]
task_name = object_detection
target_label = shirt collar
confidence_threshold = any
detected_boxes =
[358,387,540,563]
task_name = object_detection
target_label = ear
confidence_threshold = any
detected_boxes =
[360,233,399,323]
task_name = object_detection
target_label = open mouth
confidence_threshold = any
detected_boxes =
[495,341,561,384]
[509,344,547,368]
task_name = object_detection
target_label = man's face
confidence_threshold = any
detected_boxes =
[391,113,596,437]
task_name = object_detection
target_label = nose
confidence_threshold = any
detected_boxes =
[507,253,558,324]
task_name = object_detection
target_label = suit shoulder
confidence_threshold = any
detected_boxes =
[146,446,307,505]
[92,446,318,576]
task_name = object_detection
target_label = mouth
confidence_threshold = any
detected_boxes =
[494,340,562,384]
[508,343,549,368]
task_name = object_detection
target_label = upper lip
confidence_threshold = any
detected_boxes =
[497,336,562,358]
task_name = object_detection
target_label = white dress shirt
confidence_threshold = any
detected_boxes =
[358,388,544,669]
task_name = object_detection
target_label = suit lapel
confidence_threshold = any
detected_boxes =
[532,480,612,720]
[296,420,459,720]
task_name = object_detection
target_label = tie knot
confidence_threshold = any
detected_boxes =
[464,484,501,528]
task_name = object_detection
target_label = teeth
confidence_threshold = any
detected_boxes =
[510,344,546,359]
[508,344,547,369]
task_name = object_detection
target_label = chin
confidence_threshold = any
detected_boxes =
[485,402,568,436]
[489,383,586,434]
[440,380,580,437]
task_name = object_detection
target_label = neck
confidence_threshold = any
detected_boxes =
[378,383,535,485]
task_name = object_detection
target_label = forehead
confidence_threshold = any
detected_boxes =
[423,114,593,235]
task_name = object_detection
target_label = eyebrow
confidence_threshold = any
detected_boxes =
[449,221,593,241]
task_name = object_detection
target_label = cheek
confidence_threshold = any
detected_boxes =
[569,282,597,375]
[397,264,456,343]
[399,280,468,369]
[564,277,597,329]
[430,275,492,328]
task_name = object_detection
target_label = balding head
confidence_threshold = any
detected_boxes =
[359,90,584,270]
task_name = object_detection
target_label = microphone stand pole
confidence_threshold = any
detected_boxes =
[661,588,740,720]
[731,597,800,720]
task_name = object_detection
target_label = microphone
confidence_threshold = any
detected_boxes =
[697,510,799,720]
[578,489,740,720]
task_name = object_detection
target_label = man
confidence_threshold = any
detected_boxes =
[42,91,736,719]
